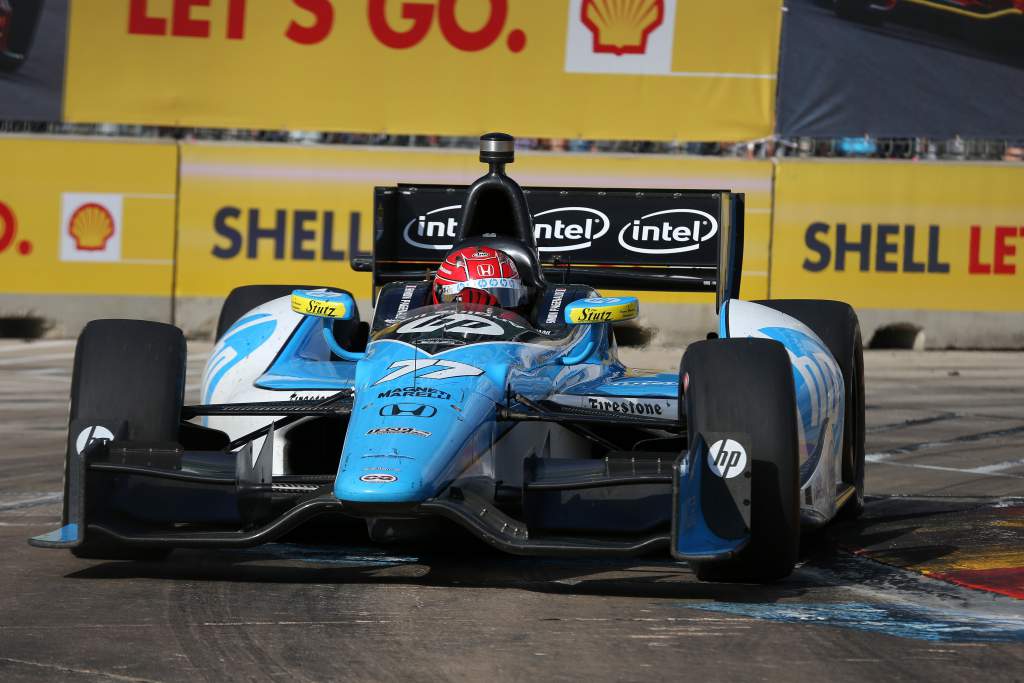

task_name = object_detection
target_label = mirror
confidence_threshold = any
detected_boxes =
[564,296,639,325]
[291,289,355,321]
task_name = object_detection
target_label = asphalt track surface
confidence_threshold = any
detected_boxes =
[0,341,1022,682]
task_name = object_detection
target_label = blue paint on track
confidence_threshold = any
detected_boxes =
[685,601,1024,643]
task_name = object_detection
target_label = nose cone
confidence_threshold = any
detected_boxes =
[334,375,498,503]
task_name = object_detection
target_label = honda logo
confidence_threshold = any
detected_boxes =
[379,403,438,418]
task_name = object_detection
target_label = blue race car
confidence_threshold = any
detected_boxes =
[31,134,865,583]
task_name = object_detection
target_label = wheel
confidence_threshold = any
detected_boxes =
[682,338,801,583]
[832,0,884,25]
[216,284,321,340]
[66,319,186,560]
[755,300,865,519]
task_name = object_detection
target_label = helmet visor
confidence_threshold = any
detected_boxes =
[438,277,527,308]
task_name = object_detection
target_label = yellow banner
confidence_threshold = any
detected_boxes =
[175,142,773,303]
[0,137,178,296]
[64,0,780,141]
[771,159,1024,312]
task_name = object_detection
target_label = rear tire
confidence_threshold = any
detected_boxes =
[66,320,186,560]
[756,300,865,519]
[682,338,801,583]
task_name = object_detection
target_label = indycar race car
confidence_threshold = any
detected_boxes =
[0,0,43,73]
[833,0,1024,43]
[31,133,865,583]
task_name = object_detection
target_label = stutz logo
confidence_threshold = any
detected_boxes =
[618,209,718,255]
[581,0,665,56]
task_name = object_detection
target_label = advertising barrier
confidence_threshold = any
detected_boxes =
[0,136,178,299]
[174,142,773,311]
[771,159,1024,313]
[64,0,781,141]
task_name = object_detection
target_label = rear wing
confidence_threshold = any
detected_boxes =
[356,184,744,311]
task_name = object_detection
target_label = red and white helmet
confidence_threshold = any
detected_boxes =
[433,246,528,308]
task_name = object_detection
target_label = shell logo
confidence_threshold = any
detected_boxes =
[68,202,116,251]
[580,0,664,56]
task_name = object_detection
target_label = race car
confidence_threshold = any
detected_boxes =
[0,0,43,73]
[832,0,1024,43]
[31,133,866,583]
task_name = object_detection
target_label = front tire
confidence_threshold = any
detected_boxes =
[66,319,185,560]
[681,338,801,583]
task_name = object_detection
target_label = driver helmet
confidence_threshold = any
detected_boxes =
[433,246,528,308]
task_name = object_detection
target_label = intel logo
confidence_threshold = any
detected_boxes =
[617,209,718,255]
[403,204,462,250]
[533,207,610,253]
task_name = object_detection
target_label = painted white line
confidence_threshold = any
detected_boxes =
[967,458,1024,475]
[0,657,161,683]
[866,455,1024,479]
[0,353,74,367]
[0,341,73,354]
[0,492,63,511]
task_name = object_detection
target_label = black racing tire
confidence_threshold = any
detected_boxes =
[0,0,44,73]
[682,338,801,583]
[755,299,865,520]
[66,320,186,560]
[832,0,884,25]
[216,284,314,340]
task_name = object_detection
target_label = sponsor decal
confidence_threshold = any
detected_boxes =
[397,312,505,337]
[396,284,417,317]
[617,209,718,255]
[533,206,610,252]
[403,204,611,254]
[360,473,398,483]
[803,223,950,274]
[707,438,747,479]
[60,193,124,262]
[212,207,369,263]
[545,287,567,325]
[581,0,664,56]
[374,358,484,384]
[75,425,115,455]
[366,426,431,438]
[377,386,452,400]
[288,393,332,402]
[368,0,526,53]
[379,403,437,418]
[551,394,676,418]
[565,0,678,75]
[566,297,639,324]
[291,289,349,319]
[404,205,461,251]
[477,263,495,277]
[0,200,31,257]
[361,453,416,461]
